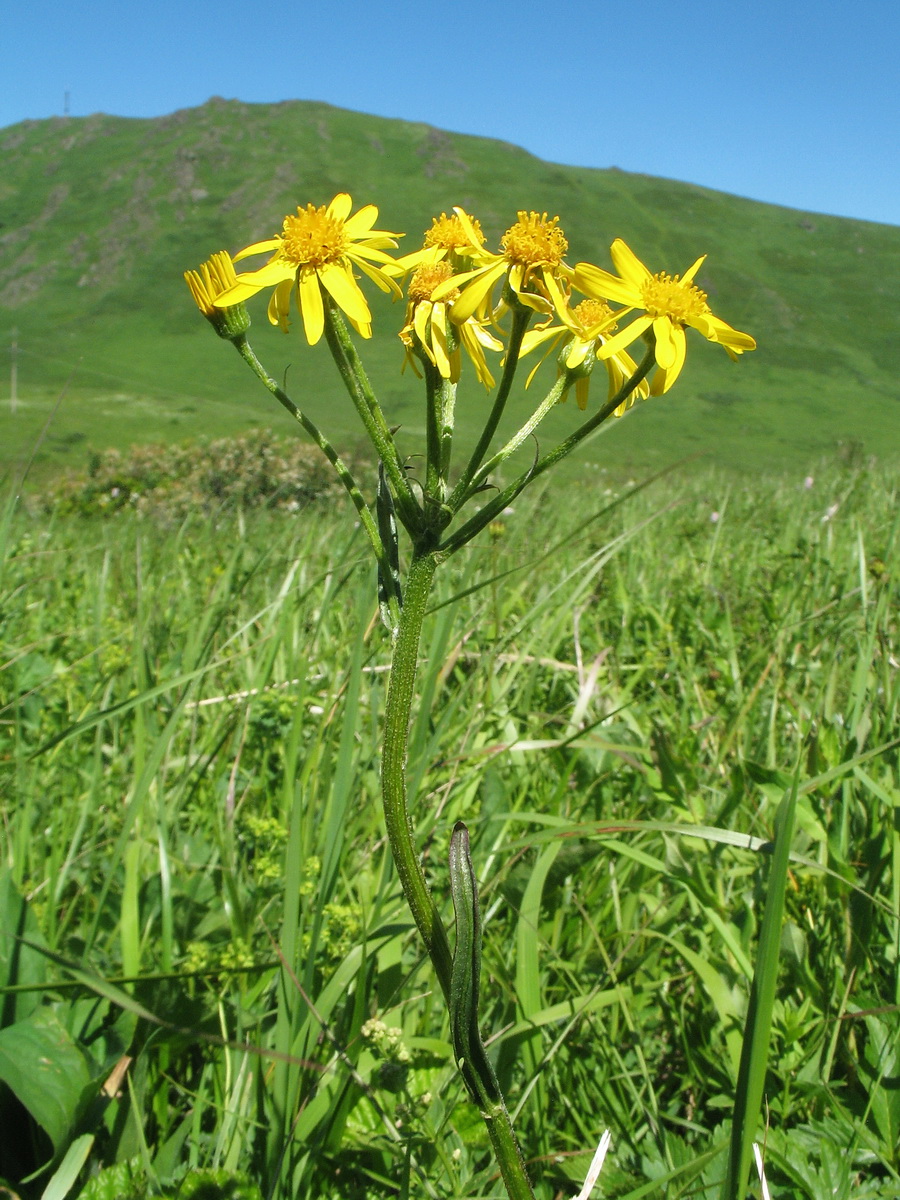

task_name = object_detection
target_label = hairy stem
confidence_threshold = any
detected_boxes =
[440,341,657,555]
[381,550,454,1001]
[233,335,400,628]
[384,557,536,1200]
[446,308,531,513]
[322,299,423,537]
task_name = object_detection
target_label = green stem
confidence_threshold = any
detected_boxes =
[422,356,444,505]
[525,341,657,480]
[438,374,456,484]
[322,298,423,537]
[384,558,535,1200]
[462,373,569,503]
[381,550,454,1002]
[446,308,531,514]
[233,335,400,627]
[440,341,657,555]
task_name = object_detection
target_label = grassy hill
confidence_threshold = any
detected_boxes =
[1,96,899,482]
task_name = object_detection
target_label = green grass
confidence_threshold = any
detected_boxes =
[2,456,898,1198]
[1,97,899,483]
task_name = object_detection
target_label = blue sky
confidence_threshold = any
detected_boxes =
[3,0,899,227]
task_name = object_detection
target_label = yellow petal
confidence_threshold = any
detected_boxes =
[413,301,431,348]
[521,326,564,356]
[298,271,324,345]
[267,279,293,331]
[653,316,678,369]
[451,262,506,322]
[565,339,591,369]
[430,314,452,379]
[460,325,496,388]
[609,239,651,289]
[353,255,403,298]
[431,262,487,300]
[651,328,687,395]
[668,325,687,385]
[594,314,653,359]
[515,289,553,314]
[233,238,280,262]
[470,323,503,352]
[543,272,570,321]
[231,262,296,289]
[574,262,640,308]
[702,315,757,352]
[318,262,371,327]
[682,255,706,284]
[213,279,264,307]
[452,207,488,251]
[327,193,353,222]
[392,246,441,272]
[343,204,381,237]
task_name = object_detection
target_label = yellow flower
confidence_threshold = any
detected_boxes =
[214,194,403,345]
[432,209,573,323]
[574,239,756,394]
[400,261,502,389]
[519,298,650,413]
[184,251,250,340]
[393,210,488,275]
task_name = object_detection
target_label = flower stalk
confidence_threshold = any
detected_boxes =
[323,299,423,537]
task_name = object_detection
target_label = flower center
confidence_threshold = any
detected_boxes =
[501,212,568,265]
[278,205,348,269]
[425,212,484,251]
[573,298,616,333]
[408,261,459,304]
[640,272,708,323]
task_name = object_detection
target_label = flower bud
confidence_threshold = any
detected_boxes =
[184,251,251,340]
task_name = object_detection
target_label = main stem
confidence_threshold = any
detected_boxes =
[381,550,536,1200]
[381,549,453,1002]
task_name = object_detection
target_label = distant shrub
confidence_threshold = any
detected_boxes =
[39,430,366,520]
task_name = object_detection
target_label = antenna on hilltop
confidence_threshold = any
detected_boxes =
[64,91,70,116]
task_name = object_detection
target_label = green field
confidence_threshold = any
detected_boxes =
[2,94,900,1200]
[2,454,898,1198]
[2,97,899,483]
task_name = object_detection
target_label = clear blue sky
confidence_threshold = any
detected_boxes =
[3,0,899,227]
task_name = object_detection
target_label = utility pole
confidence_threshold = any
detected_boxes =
[10,328,18,413]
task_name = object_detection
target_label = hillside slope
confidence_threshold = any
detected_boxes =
[1,97,898,478]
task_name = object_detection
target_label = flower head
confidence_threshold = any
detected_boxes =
[400,260,501,388]
[425,211,486,255]
[574,239,756,394]
[392,210,488,278]
[214,194,403,345]
[431,209,573,324]
[184,251,250,340]
[519,297,650,413]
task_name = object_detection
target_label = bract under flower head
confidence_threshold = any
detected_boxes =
[519,295,649,413]
[574,239,756,394]
[431,209,573,324]
[214,194,404,345]
[400,260,501,389]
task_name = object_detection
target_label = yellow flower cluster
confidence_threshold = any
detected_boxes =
[187,194,755,404]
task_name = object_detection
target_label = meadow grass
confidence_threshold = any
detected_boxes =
[1,458,898,1199]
